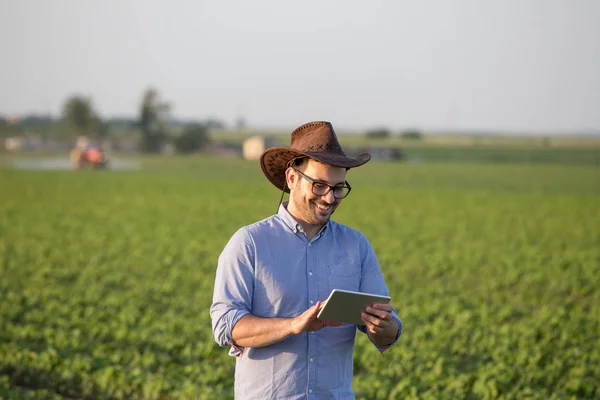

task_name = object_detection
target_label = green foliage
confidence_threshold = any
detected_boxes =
[399,146,600,166]
[0,116,19,139]
[365,127,391,139]
[138,88,171,153]
[61,96,103,138]
[399,128,423,140]
[173,123,210,154]
[0,159,598,399]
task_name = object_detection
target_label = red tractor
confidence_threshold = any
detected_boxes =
[70,146,109,169]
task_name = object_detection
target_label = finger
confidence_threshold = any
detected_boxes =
[365,307,390,320]
[305,319,323,333]
[362,311,387,326]
[309,301,322,315]
[371,303,393,312]
[367,323,385,334]
[361,312,387,328]
[300,303,321,325]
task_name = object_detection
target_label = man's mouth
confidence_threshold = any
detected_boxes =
[314,202,332,213]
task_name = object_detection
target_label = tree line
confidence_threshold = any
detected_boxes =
[0,88,226,154]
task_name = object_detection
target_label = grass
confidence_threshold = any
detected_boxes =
[0,153,599,399]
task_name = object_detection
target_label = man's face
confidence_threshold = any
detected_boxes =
[288,159,347,227]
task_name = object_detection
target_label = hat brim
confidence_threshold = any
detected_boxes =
[260,147,371,193]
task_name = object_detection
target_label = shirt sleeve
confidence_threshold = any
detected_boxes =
[356,233,403,353]
[210,227,256,356]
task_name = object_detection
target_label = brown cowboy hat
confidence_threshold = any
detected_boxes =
[260,121,371,192]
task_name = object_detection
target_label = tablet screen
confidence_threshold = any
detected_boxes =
[317,289,391,325]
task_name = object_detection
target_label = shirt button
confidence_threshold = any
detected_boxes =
[310,358,314,362]
[308,271,313,276]
[309,389,313,394]
[310,300,314,304]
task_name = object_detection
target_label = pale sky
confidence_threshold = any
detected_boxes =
[1,0,599,133]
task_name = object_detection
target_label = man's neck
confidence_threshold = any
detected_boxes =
[300,223,321,241]
[284,202,323,241]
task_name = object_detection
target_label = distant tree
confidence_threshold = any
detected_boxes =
[106,117,137,130]
[61,96,97,137]
[0,116,19,138]
[22,115,62,142]
[205,118,227,130]
[138,88,171,153]
[93,118,110,140]
[399,128,423,140]
[235,116,247,130]
[173,123,210,154]
[365,127,391,139]
[16,115,56,130]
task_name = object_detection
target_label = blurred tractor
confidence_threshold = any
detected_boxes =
[70,145,109,170]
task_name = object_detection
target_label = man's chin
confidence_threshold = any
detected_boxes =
[310,212,332,226]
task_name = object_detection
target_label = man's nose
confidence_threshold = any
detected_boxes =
[323,189,336,203]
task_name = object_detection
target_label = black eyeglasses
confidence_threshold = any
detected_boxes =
[293,168,352,199]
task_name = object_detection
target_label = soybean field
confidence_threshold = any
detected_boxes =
[0,153,599,399]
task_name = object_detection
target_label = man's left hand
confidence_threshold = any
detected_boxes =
[361,303,398,340]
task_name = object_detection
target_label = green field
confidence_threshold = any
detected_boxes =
[213,129,600,166]
[1,150,599,399]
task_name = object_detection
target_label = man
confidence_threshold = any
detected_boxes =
[210,121,402,399]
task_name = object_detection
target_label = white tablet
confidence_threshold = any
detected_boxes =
[317,289,391,325]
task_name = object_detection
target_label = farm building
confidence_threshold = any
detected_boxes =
[243,135,279,160]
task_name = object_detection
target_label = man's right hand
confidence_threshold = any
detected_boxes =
[291,301,342,335]
[231,302,343,348]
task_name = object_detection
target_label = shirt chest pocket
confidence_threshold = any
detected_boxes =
[327,262,361,293]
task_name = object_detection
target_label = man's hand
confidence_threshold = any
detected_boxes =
[292,301,342,335]
[361,303,398,345]
[231,302,343,348]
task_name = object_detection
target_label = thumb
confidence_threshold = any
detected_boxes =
[309,301,322,316]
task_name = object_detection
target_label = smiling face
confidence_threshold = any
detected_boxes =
[285,158,347,234]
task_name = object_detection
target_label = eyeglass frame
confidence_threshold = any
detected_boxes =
[292,167,352,199]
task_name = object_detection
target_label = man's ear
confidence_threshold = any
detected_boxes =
[285,167,296,189]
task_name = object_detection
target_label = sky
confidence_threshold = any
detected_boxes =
[1,0,599,134]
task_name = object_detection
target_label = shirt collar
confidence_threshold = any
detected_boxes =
[277,201,329,237]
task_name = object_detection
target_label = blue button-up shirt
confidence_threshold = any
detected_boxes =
[210,202,402,399]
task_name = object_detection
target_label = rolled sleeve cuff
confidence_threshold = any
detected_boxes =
[216,308,250,357]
